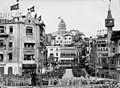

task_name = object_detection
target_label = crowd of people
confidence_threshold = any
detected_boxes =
[0,73,120,88]
[0,74,31,87]
[41,77,120,88]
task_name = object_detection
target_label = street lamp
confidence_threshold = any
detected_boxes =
[38,49,44,88]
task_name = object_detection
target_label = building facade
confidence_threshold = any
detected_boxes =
[0,12,46,76]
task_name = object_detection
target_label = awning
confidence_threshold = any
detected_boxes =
[22,64,36,69]
[59,58,74,60]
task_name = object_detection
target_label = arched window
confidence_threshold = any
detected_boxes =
[8,67,13,75]
[26,26,33,35]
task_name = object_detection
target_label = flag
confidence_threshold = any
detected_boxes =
[10,3,19,11]
[58,17,61,19]
[38,15,41,21]
[29,6,35,12]
[34,13,37,18]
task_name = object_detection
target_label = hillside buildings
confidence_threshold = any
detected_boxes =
[45,19,88,73]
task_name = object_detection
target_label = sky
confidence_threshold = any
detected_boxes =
[0,0,120,37]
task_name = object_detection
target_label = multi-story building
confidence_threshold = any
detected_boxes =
[46,46,60,62]
[58,47,78,67]
[96,34,109,78]
[55,35,73,46]
[90,7,120,79]
[0,12,46,76]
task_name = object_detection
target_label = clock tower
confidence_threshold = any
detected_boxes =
[105,4,114,60]
[105,8,114,28]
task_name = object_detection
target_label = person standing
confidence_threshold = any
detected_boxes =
[31,71,37,86]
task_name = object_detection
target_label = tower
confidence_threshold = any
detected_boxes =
[105,2,114,57]
[58,19,66,35]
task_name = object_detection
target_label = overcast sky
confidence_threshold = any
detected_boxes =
[0,0,120,37]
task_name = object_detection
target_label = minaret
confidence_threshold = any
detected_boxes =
[105,1,114,57]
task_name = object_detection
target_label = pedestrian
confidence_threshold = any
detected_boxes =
[31,72,37,86]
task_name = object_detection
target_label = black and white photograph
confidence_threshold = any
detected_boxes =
[0,0,120,88]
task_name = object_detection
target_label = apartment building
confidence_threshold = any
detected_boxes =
[0,12,45,76]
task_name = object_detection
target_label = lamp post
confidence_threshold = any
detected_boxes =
[38,48,43,88]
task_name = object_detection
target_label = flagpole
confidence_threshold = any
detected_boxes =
[18,0,22,16]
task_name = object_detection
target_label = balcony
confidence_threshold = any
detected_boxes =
[97,47,108,52]
[23,60,36,64]
[0,33,9,37]
[96,63,117,69]
[116,64,120,70]
[24,47,34,51]
[0,45,6,50]
[109,64,116,69]
[96,63,102,68]
[102,63,109,69]
[96,40,108,44]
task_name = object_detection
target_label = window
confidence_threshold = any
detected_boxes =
[61,53,65,56]
[26,26,33,35]
[0,54,3,61]
[66,54,69,56]
[102,58,107,63]
[71,53,76,56]
[0,26,4,33]
[56,53,58,56]
[102,44,106,47]
[97,58,101,63]
[56,48,58,51]
[50,48,53,51]
[118,59,120,65]
[24,43,35,49]
[8,67,13,75]
[24,55,35,60]
[98,45,100,47]
[28,20,31,23]
[64,38,67,40]
[9,26,13,34]
[9,42,12,48]
[50,53,54,56]
[0,40,4,47]
[8,53,12,61]
[56,41,58,43]
[112,48,115,53]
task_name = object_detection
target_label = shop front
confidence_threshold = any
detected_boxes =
[22,64,37,76]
